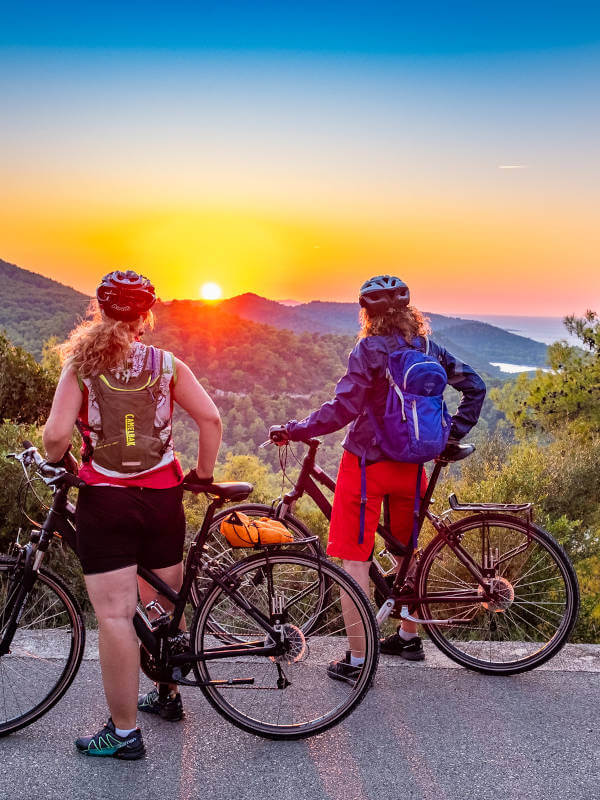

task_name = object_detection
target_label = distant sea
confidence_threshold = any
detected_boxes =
[458,315,579,346]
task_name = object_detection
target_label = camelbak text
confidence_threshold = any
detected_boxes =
[125,414,136,446]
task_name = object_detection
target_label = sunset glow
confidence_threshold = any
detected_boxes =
[1,4,598,315]
[200,282,223,301]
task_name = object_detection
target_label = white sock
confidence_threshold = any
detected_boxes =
[398,628,416,641]
[115,726,137,738]
[350,654,365,667]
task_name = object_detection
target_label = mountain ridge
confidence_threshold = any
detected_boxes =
[1,259,547,370]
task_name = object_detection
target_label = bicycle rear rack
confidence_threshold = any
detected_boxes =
[448,493,533,515]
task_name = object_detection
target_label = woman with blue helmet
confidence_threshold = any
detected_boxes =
[276,275,486,682]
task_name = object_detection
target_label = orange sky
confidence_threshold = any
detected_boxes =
[1,47,599,315]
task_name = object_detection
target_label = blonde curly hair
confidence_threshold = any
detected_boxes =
[58,300,154,378]
[358,304,431,340]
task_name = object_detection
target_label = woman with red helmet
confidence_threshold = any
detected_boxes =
[43,270,222,758]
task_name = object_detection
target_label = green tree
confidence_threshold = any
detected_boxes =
[0,333,56,423]
[492,311,600,434]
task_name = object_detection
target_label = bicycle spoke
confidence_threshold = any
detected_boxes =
[193,553,377,738]
[419,518,577,673]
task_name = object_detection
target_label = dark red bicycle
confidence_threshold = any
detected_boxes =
[189,436,580,676]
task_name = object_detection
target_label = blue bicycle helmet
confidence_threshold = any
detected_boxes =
[358,275,410,315]
[97,270,156,321]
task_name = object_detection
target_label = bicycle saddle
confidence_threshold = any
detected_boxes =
[184,481,253,502]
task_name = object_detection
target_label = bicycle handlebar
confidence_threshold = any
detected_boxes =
[9,442,87,489]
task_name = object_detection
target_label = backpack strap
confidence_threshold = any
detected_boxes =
[411,465,424,550]
[358,453,368,545]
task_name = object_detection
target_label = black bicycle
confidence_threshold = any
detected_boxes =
[0,443,378,740]
[191,434,580,676]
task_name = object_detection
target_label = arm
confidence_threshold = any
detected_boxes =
[173,358,222,479]
[436,345,487,440]
[286,340,380,440]
[43,367,83,462]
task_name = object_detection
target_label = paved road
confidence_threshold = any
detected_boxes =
[1,645,599,800]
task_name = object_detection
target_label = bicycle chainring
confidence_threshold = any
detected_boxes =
[140,644,168,682]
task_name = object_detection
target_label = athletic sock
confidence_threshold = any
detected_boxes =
[115,726,137,738]
[350,654,365,667]
[398,628,416,641]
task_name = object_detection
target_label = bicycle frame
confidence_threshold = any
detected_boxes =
[271,439,535,626]
[2,478,300,685]
[133,494,285,678]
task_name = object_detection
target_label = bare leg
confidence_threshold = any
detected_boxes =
[85,565,139,730]
[341,559,371,659]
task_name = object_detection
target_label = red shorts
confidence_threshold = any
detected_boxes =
[326,450,427,562]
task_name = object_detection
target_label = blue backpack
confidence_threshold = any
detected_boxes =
[358,336,452,547]
[367,336,452,463]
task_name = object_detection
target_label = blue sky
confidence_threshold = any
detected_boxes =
[2,1,599,54]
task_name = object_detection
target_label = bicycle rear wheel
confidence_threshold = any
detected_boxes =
[417,514,579,675]
[0,557,86,736]
[191,551,379,739]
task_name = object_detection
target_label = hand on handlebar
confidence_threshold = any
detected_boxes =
[438,440,476,463]
[47,448,79,476]
[269,425,290,446]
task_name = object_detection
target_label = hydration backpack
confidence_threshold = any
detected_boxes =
[367,336,452,463]
[80,346,171,474]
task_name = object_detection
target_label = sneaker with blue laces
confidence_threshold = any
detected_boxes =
[138,688,184,721]
[75,718,145,759]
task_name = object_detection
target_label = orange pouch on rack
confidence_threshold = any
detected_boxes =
[219,511,294,547]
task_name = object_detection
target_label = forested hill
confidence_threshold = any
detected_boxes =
[0,258,546,372]
[220,294,548,368]
[149,300,351,394]
[0,259,90,357]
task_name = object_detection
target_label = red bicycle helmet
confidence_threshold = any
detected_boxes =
[96,270,156,321]
[358,275,410,315]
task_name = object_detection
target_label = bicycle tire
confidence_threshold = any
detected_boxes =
[188,504,328,642]
[191,551,379,740]
[0,556,86,736]
[417,513,580,675]
[187,504,322,607]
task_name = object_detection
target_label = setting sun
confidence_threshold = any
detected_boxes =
[200,282,223,301]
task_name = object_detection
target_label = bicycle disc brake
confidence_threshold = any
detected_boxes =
[268,624,307,665]
[478,577,515,612]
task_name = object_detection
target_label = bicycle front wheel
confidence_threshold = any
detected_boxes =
[191,551,379,739]
[0,557,86,736]
[418,514,580,675]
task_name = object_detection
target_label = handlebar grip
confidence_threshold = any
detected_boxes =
[21,440,34,449]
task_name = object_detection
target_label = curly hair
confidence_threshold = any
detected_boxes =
[358,305,431,340]
[58,300,154,378]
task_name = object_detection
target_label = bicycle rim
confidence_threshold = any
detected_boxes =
[0,558,86,735]
[188,505,325,642]
[191,552,379,739]
[418,515,579,675]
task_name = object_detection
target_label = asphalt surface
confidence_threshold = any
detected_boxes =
[1,645,599,800]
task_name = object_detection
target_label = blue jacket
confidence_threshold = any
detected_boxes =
[286,334,486,462]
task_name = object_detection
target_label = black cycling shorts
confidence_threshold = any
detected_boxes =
[75,484,186,575]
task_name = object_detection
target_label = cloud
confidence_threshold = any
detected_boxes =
[497,164,528,169]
